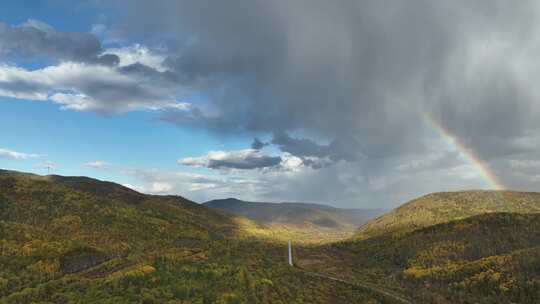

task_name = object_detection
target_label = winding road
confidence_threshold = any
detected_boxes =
[289,241,412,304]
[297,268,413,304]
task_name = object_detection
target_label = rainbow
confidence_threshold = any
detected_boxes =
[423,113,504,190]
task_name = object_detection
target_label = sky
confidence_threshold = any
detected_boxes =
[1,0,540,208]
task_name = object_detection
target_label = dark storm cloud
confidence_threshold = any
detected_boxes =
[0,78,49,98]
[2,1,538,205]
[251,138,269,150]
[179,150,282,170]
[118,63,178,84]
[0,20,119,65]
[94,0,540,201]
[105,1,538,159]
[207,157,282,170]
[271,131,358,162]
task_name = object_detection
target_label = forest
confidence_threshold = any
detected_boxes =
[1,170,540,303]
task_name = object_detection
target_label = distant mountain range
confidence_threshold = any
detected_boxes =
[204,198,385,231]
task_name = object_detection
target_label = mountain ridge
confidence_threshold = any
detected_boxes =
[300,211,540,303]
[204,198,385,242]
[3,169,540,303]
[0,168,389,303]
[355,189,540,240]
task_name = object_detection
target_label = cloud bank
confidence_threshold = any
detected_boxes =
[0,20,185,113]
[4,1,540,207]
[0,19,118,65]
[103,0,540,206]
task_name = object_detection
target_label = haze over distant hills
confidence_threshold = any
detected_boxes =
[204,198,385,242]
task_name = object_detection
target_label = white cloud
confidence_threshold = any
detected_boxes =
[84,160,110,169]
[121,183,138,191]
[146,102,191,111]
[104,44,167,72]
[0,62,184,112]
[119,167,266,201]
[20,19,55,32]
[279,154,304,171]
[122,152,339,203]
[0,148,40,160]
[49,93,93,111]
[128,181,173,193]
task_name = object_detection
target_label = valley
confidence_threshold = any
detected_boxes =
[1,169,539,303]
[0,170,388,303]
[204,198,384,243]
[2,2,539,303]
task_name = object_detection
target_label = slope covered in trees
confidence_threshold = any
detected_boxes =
[3,170,540,303]
[297,192,540,304]
[0,169,387,303]
[355,190,540,240]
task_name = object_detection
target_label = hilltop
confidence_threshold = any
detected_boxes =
[355,190,540,239]
[300,212,540,303]
[295,190,540,303]
[0,169,388,303]
[204,198,384,243]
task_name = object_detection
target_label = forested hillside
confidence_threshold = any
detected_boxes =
[2,170,540,303]
[297,192,540,304]
[0,170,387,303]
[355,190,540,239]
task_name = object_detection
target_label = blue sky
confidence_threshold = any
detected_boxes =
[1,95,234,177]
[0,1,266,201]
[2,1,539,208]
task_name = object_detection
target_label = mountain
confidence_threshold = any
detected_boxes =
[4,170,540,303]
[0,169,387,303]
[295,190,540,303]
[301,212,540,303]
[355,190,540,240]
[204,198,384,242]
